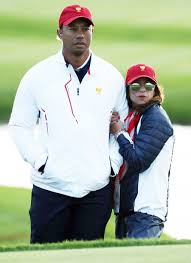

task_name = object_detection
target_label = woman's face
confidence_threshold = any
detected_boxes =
[129,77,155,107]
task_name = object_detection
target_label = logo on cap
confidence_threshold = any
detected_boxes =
[140,65,145,71]
[59,5,94,27]
[75,7,82,12]
[125,64,157,85]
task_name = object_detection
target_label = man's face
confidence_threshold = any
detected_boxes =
[58,18,93,56]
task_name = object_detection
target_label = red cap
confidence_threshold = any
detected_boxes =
[59,5,94,28]
[125,64,158,85]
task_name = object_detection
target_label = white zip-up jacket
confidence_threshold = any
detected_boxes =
[9,51,127,197]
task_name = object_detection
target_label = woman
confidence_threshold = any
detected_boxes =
[110,64,175,239]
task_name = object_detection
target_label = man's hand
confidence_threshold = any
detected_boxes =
[38,164,46,174]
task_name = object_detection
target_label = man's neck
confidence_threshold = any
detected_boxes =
[63,49,90,69]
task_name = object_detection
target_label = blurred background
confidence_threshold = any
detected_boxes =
[1,0,191,124]
[0,0,191,245]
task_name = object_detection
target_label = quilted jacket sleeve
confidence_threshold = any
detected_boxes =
[117,105,174,174]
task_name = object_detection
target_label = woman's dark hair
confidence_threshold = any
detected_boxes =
[126,82,165,113]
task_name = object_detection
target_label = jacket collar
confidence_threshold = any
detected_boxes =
[54,50,98,75]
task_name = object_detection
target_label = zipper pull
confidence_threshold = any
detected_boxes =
[77,87,80,96]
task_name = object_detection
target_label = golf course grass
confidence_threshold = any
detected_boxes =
[0,244,191,263]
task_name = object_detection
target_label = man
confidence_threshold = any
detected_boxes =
[9,4,127,243]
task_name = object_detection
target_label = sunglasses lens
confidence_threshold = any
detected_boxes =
[145,83,155,91]
[129,82,155,91]
[129,83,140,91]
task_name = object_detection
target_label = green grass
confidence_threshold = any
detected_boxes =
[1,0,191,26]
[0,187,31,245]
[1,0,191,123]
[0,244,191,263]
[0,232,190,253]
[1,239,191,253]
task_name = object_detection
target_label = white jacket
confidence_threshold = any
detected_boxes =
[9,51,127,197]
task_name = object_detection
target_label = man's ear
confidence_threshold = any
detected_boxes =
[57,29,62,39]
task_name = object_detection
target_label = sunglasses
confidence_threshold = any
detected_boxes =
[129,82,155,91]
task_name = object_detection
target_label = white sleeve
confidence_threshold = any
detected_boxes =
[109,134,123,175]
[109,73,129,175]
[109,131,133,175]
[113,74,128,121]
[9,72,48,170]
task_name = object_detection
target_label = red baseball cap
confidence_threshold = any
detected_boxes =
[58,4,94,28]
[125,64,158,85]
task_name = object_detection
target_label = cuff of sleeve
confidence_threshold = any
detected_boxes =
[114,130,126,140]
[117,131,134,144]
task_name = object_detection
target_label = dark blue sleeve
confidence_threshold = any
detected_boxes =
[117,109,173,173]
